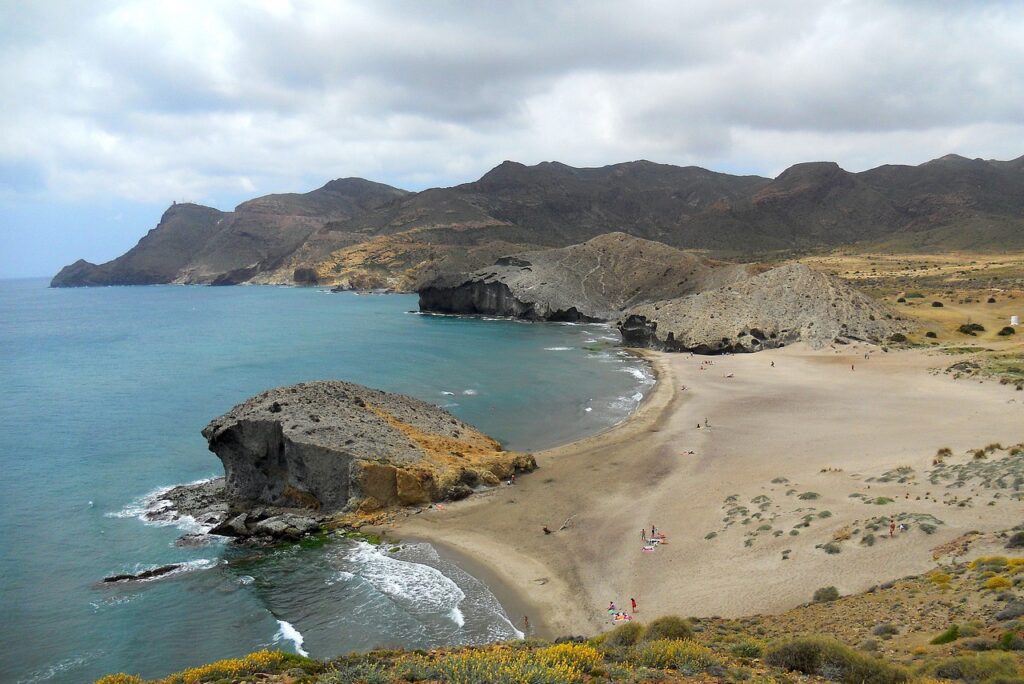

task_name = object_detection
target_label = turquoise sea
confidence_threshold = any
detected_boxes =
[0,278,653,683]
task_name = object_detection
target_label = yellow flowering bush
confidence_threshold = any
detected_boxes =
[536,642,603,673]
[434,646,585,684]
[94,675,144,684]
[984,575,1012,590]
[632,639,721,671]
[162,649,288,684]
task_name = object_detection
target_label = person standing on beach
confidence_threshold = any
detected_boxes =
[523,615,529,631]
[640,528,646,541]
[889,519,896,537]
[631,597,637,613]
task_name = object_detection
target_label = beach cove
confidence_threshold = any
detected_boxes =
[391,344,1024,637]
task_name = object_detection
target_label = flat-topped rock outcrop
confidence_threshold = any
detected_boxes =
[202,381,535,515]
[619,263,913,353]
[418,232,758,321]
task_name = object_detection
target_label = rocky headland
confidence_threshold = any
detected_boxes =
[166,381,534,543]
[418,232,758,321]
[619,263,915,353]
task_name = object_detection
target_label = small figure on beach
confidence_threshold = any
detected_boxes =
[889,519,896,537]
[542,526,552,534]
[704,417,709,428]
[523,615,529,630]
[608,601,617,613]
[771,361,775,367]
[631,597,637,612]
[640,528,646,540]
[508,472,515,485]
[851,364,855,371]
[651,525,657,537]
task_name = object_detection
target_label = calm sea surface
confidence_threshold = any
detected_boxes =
[0,279,653,683]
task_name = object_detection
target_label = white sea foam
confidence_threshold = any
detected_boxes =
[609,391,645,412]
[620,366,656,384]
[449,606,466,627]
[107,477,220,534]
[325,570,355,586]
[345,542,466,618]
[544,346,573,351]
[19,652,99,683]
[585,407,593,412]
[441,391,455,396]
[461,389,477,396]
[274,619,309,657]
[238,575,255,585]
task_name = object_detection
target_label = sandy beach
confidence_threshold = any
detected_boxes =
[390,344,1024,637]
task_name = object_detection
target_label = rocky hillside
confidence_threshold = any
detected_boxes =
[53,153,1024,288]
[619,263,914,353]
[52,179,409,287]
[202,380,534,516]
[418,233,758,321]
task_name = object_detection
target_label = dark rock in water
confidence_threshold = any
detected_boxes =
[174,534,210,548]
[103,564,182,583]
[201,380,535,515]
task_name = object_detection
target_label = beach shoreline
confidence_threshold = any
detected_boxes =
[390,342,1024,637]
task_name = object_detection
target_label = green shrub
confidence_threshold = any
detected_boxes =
[798,491,820,500]
[997,326,1016,336]
[318,661,393,684]
[642,616,693,641]
[602,621,645,648]
[931,625,960,645]
[765,637,907,684]
[813,586,840,603]
[730,640,765,659]
[862,533,877,546]
[922,652,1020,683]
[632,639,721,672]
[958,323,985,335]
[822,542,842,554]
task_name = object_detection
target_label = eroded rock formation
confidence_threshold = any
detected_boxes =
[202,381,535,515]
[618,263,914,353]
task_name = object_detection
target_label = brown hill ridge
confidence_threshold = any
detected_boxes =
[52,153,1024,288]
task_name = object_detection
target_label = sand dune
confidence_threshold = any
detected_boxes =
[391,344,1024,637]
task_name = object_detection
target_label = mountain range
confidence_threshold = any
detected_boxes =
[51,153,1024,288]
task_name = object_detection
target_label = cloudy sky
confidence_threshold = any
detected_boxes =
[1,1,1022,277]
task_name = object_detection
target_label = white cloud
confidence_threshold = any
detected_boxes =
[1,0,1022,209]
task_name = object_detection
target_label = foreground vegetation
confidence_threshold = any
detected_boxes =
[97,555,1024,683]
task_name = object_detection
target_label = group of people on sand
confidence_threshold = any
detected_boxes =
[607,598,638,622]
[641,525,667,552]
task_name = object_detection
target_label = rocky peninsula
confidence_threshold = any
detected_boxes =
[166,380,535,543]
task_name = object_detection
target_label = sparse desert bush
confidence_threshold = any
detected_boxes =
[997,326,1015,336]
[937,447,953,458]
[822,542,842,554]
[931,625,961,645]
[933,301,945,308]
[995,601,1024,621]
[798,491,820,500]
[642,616,692,642]
[920,523,938,534]
[319,661,393,684]
[889,333,908,343]
[872,497,895,505]
[926,331,938,338]
[862,533,876,546]
[537,642,603,674]
[872,623,899,637]
[1006,531,1024,549]
[921,651,1020,683]
[813,586,840,603]
[433,647,587,684]
[765,637,908,684]
[997,631,1024,651]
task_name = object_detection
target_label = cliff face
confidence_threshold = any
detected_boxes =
[201,381,535,514]
[417,232,759,321]
[618,263,913,353]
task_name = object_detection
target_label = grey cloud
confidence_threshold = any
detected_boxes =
[1,0,1022,207]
